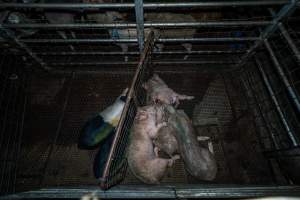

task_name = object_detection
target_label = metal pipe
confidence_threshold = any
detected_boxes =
[0,25,50,71]
[134,0,144,52]
[0,1,290,9]
[2,185,300,199]
[245,68,280,149]
[20,37,259,43]
[255,57,299,146]
[264,39,300,113]
[236,0,298,68]
[278,23,300,62]
[37,50,246,56]
[48,60,236,66]
[3,21,273,29]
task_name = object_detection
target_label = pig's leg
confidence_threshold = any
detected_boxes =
[167,155,180,167]
[119,43,129,62]
[57,30,75,51]
[182,43,192,60]
[177,94,194,101]
[156,44,164,53]
[197,136,214,154]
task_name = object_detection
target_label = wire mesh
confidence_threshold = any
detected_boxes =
[0,0,300,197]
[0,53,27,195]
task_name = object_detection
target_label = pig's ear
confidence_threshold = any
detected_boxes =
[136,110,148,120]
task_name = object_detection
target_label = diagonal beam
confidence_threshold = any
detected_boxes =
[278,23,300,62]
[264,39,300,113]
[0,24,50,71]
[255,57,299,146]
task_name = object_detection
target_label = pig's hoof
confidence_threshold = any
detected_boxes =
[172,155,180,160]
[168,155,180,167]
[197,136,210,141]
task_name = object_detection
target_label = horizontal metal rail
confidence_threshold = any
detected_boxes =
[37,50,246,56]
[48,60,237,66]
[236,0,298,68]
[0,24,49,71]
[0,1,290,10]
[2,185,300,199]
[20,37,260,43]
[3,21,273,29]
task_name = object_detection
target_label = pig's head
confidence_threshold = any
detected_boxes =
[136,104,166,124]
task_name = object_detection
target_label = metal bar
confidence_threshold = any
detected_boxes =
[134,0,144,51]
[48,60,237,66]
[236,0,298,68]
[3,21,273,29]
[0,25,50,71]
[2,185,300,199]
[39,73,74,186]
[245,68,280,149]
[37,50,246,56]
[278,23,300,62]
[255,57,299,147]
[100,31,155,188]
[264,146,300,158]
[20,37,259,43]
[264,39,300,113]
[0,1,290,9]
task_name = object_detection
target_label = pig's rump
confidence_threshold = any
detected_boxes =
[166,106,217,181]
[127,137,169,184]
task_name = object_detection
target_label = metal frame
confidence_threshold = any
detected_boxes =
[0,1,291,9]
[236,0,299,68]
[3,21,273,29]
[2,185,300,199]
[0,24,49,71]
[1,0,300,198]
[17,37,259,43]
[264,39,300,113]
[134,0,144,51]
[1,1,299,68]
[255,57,299,146]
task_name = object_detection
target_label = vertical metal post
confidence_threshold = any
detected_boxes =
[0,25,50,71]
[236,0,298,68]
[264,39,300,113]
[134,0,144,52]
[278,23,300,62]
[255,57,299,147]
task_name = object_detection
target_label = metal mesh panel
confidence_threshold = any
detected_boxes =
[0,54,27,195]
[0,1,300,197]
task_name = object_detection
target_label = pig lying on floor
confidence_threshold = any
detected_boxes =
[127,105,179,184]
[166,105,217,181]
[143,74,194,107]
